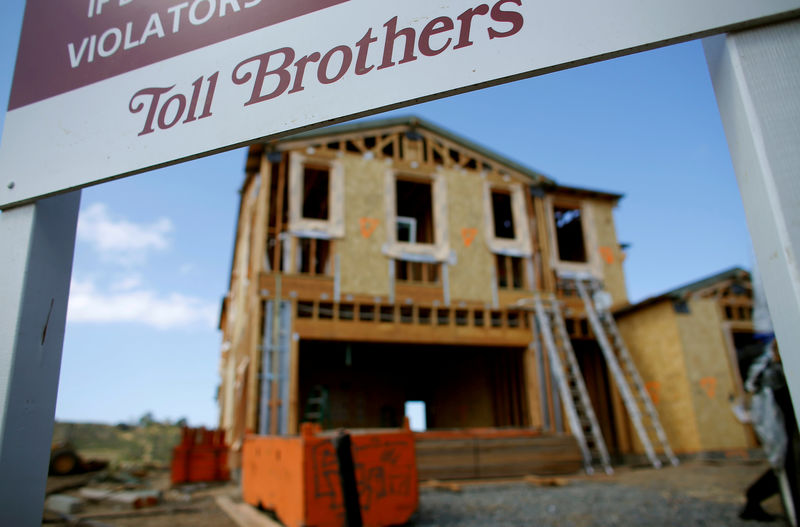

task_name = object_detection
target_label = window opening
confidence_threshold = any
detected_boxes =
[267,157,288,272]
[554,205,587,262]
[673,300,690,314]
[302,165,329,220]
[396,179,434,244]
[382,139,395,158]
[296,238,331,276]
[396,217,417,243]
[396,260,441,284]
[496,254,525,290]
[405,401,427,432]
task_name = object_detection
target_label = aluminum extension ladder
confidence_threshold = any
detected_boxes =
[567,275,679,468]
[533,294,613,475]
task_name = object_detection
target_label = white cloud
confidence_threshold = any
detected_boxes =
[77,203,173,265]
[68,278,217,330]
[110,274,143,291]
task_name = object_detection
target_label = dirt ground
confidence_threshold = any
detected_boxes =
[42,458,788,526]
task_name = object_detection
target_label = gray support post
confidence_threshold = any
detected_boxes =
[703,20,800,415]
[0,191,81,526]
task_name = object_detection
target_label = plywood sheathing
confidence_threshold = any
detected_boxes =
[616,301,702,454]
[445,167,494,303]
[590,200,628,306]
[675,298,750,451]
[338,156,390,297]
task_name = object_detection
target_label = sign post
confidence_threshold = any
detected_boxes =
[0,191,80,525]
[704,19,800,420]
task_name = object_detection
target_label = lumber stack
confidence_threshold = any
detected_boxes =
[415,430,582,480]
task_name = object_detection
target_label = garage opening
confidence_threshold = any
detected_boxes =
[298,341,528,430]
[572,340,621,456]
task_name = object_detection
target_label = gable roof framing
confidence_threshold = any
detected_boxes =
[247,116,553,187]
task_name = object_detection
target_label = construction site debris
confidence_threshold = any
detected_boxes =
[44,494,84,515]
[421,480,463,492]
[50,441,109,476]
[78,487,162,508]
[524,475,571,487]
[171,427,230,485]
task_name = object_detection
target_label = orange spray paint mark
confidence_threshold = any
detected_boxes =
[359,217,379,238]
[700,377,717,399]
[645,381,661,405]
[461,228,478,248]
[598,246,615,264]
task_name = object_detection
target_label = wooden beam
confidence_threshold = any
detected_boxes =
[272,156,287,273]
[534,196,556,293]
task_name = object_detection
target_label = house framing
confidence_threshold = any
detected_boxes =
[217,116,637,471]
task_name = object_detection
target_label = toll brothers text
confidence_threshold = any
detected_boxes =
[129,0,524,136]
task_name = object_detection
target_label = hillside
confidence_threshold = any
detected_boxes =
[52,421,183,467]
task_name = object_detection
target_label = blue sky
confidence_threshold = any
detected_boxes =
[0,2,752,427]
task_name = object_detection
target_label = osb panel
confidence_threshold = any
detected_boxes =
[616,302,701,454]
[338,156,390,298]
[589,200,628,306]
[676,298,750,450]
[445,168,494,303]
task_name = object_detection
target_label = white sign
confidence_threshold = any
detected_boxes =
[1,0,798,208]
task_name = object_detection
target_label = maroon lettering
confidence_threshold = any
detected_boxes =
[419,17,455,57]
[354,28,378,75]
[453,4,490,49]
[378,16,417,70]
[318,45,353,84]
[233,48,296,105]
[158,94,187,129]
[129,86,174,136]
[183,76,205,124]
[130,73,218,135]
[289,52,322,94]
[199,72,219,119]
[488,0,524,39]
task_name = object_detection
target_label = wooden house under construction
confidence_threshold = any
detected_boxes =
[616,267,760,456]
[217,116,692,477]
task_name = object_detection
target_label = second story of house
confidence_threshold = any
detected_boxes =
[219,116,628,338]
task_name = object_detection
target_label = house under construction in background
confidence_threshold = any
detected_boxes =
[616,267,760,455]
[217,116,755,478]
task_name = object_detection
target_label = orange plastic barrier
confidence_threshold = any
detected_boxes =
[171,427,230,485]
[243,424,418,527]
